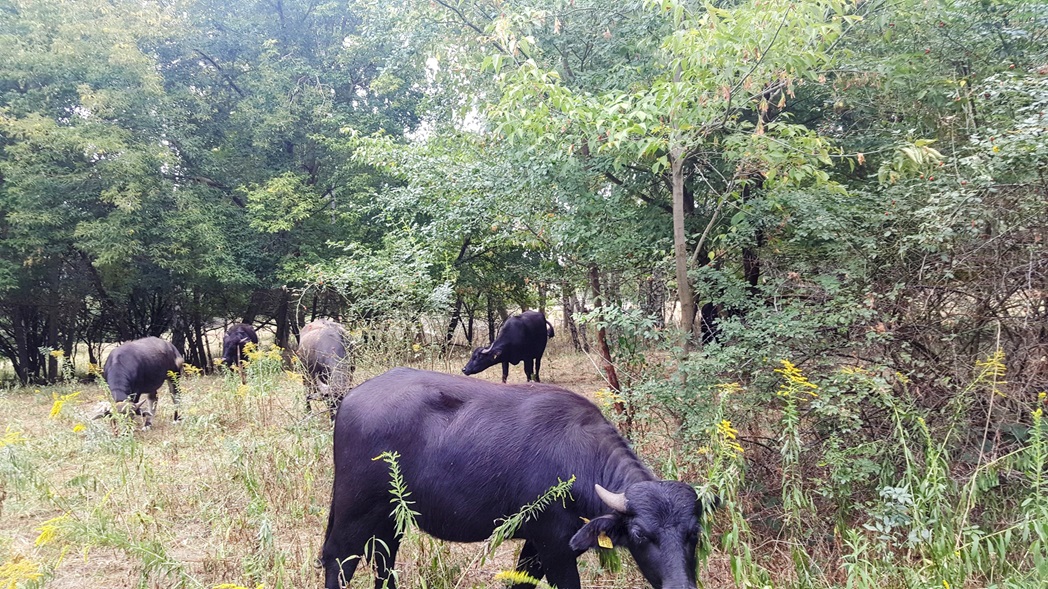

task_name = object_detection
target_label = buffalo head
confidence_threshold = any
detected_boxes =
[570,481,710,589]
[462,345,501,376]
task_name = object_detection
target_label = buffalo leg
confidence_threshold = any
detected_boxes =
[501,361,509,383]
[511,540,545,589]
[139,392,158,429]
[534,356,542,383]
[370,534,401,589]
[167,378,181,422]
[322,510,397,589]
[534,546,581,589]
[523,358,535,382]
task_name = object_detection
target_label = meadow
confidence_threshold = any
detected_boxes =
[0,339,660,589]
[3,336,1048,589]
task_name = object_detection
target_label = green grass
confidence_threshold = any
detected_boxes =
[4,343,1045,589]
[0,344,639,589]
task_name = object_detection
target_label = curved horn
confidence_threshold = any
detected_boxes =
[480,344,493,354]
[595,484,628,513]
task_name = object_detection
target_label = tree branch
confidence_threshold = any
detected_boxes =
[194,49,246,97]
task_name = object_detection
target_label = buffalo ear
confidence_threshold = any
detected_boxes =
[569,515,626,552]
[698,492,722,518]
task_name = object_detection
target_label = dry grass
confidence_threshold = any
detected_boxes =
[0,345,673,589]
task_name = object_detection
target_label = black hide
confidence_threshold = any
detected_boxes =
[102,336,184,427]
[221,323,259,367]
[462,310,554,382]
[321,368,709,589]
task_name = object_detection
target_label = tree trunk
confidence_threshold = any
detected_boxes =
[445,295,464,346]
[741,178,765,299]
[275,287,292,357]
[671,146,697,348]
[13,305,31,384]
[561,283,584,352]
[589,265,621,397]
[486,296,497,344]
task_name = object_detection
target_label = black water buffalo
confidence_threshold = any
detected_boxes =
[321,368,713,589]
[221,323,259,368]
[101,337,184,429]
[462,310,554,382]
[296,319,354,418]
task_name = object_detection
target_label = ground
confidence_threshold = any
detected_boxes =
[0,340,700,589]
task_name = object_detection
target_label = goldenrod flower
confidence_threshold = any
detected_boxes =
[494,570,542,586]
[72,423,86,433]
[775,359,818,399]
[715,419,745,455]
[49,391,81,419]
[49,349,65,358]
[717,420,738,440]
[0,426,27,448]
[34,515,70,546]
[0,556,44,587]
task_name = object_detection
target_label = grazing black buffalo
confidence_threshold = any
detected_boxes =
[321,368,714,589]
[462,310,554,382]
[221,323,259,368]
[101,337,184,429]
[296,319,354,418]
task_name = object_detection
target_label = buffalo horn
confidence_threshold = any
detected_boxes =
[595,484,628,513]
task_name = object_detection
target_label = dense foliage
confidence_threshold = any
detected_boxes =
[1,0,1047,586]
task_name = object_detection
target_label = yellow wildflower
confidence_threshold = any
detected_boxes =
[775,359,818,399]
[284,371,304,385]
[716,419,745,455]
[72,423,86,433]
[86,362,101,376]
[50,349,65,358]
[183,363,203,376]
[49,391,81,419]
[0,556,44,587]
[0,426,27,448]
[35,515,70,546]
[494,571,542,586]
[236,384,250,398]
[717,420,738,440]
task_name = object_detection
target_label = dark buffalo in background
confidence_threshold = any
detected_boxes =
[101,336,184,429]
[296,318,354,418]
[221,323,259,368]
[321,368,713,589]
[462,310,554,382]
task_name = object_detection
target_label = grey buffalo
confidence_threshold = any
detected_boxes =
[321,368,714,589]
[296,319,354,418]
[462,310,554,382]
[101,337,184,429]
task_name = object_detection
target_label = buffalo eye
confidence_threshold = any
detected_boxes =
[630,528,654,545]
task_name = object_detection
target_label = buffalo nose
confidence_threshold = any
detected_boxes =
[461,369,467,374]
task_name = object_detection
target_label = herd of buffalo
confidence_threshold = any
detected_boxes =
[92,311,714,589]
